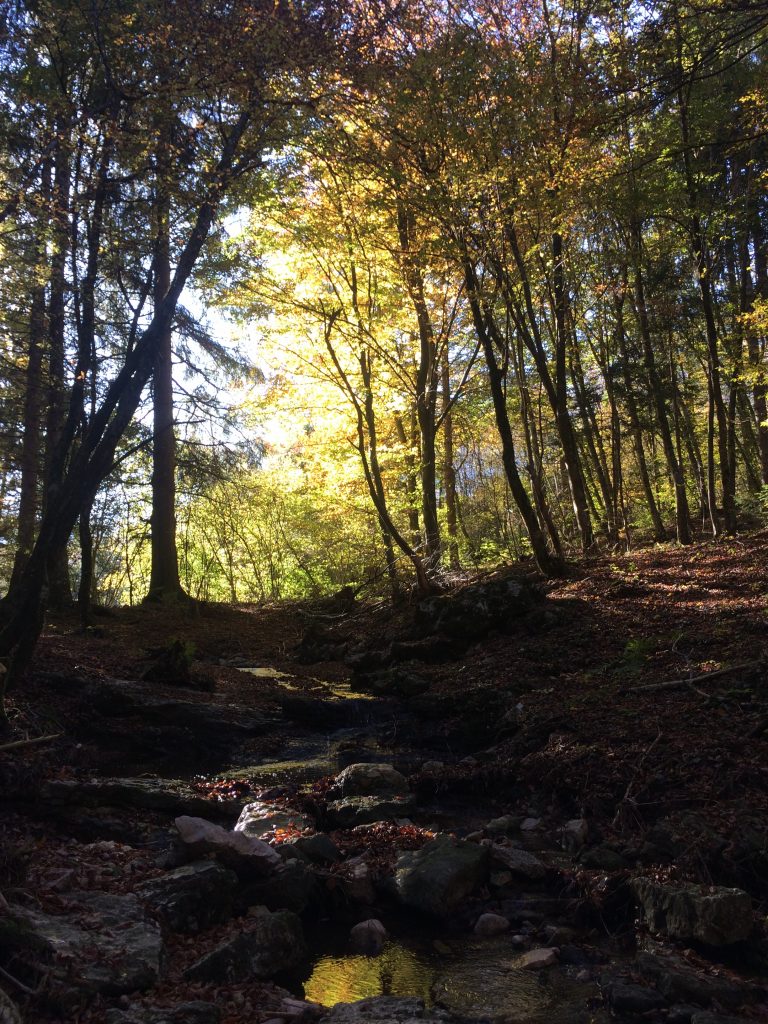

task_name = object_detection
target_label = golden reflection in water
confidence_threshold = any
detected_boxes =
[303,943,435,1007]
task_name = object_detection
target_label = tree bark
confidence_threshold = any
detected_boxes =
[629,218,692,544]
[464,256,564,577]
[9,280,47,588]
[146,174,185,602]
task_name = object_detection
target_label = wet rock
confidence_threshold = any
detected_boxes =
[520,817,541,832]
[235,801,315,838]
[562,818,589,852]
[603,980,667,1015]
[285,833,341,865]
[238,859,323,916]
[474,913,510,936]
[184,906,305,982]
[8,891,162,998]
[319,996,452,1023]
[636,950,762,1008]
[105,1003,220,1024]
[490,844,546,880]
[135,860,237,933]
[518,947,558,970]
[633,878,752,945]
[174,815,281,877]
[326,794,416,828]
[341,856,377,904]
[393,834,489,917]
[333,763,410,797]
[415,577,540,640]
[421,760,445,773]
[350,919,387,954]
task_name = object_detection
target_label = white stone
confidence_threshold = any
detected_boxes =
[518,947,558,970]
[174,815,281,876]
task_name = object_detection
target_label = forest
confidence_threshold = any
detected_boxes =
[1,1,768,1023]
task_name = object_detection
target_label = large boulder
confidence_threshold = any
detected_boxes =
[235,801,315,838]
[183,906,305,983]
[415,578,539,640]
[332,764,410,798]
[633,878,752,946]
[135,860,237,933]
[393,835,489,917]
[326,795,416,829]
[636,949,763,1008]
[174,815,280,877]
[7,892,162,998]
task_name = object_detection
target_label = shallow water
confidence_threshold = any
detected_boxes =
[301,935,609,1023]
[303,940,438,1006]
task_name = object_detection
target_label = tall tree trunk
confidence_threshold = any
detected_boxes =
[78,492,96,628]
[512,336,563,556]
[614,287,666,540]
[629,218,692,543]
[441,350,460,569]
[464,257,564,577]
[0,111,253,697]
[749,198,768,482]
[394,411,421,547]
[147,176,185,601]
[396,203,441,570]
[551,230,595,551]
[9,280,47,587]
[44,133,73,608]
[677,71,735,532]
[500,223,593,550]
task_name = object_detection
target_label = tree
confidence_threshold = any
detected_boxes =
[0,0,349,727]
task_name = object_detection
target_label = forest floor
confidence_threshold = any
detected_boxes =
[2,533,768,1023]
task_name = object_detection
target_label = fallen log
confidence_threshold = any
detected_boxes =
[0,732,62,754]
[623,661,759,695]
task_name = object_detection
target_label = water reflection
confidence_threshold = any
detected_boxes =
[303,942,437,1006]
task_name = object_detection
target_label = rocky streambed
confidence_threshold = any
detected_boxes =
[2,649,766,1024]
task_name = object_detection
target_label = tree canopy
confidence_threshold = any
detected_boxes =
[1,0,768,706]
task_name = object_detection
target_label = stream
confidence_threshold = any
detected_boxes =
[215,667,616,1022]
